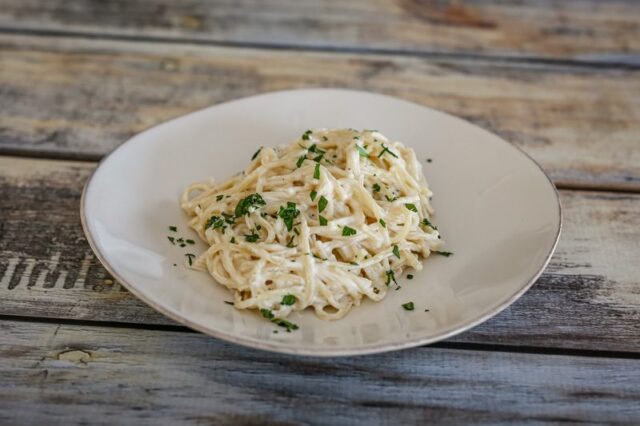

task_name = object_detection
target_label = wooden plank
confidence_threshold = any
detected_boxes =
[1,320,639,424]
[0,0,639,64]
[1,156,639,352]
[1,36,639,189]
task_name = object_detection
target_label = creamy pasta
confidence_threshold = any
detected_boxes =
[181,129,444,321]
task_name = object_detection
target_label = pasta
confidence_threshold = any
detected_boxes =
[181,129,444,321]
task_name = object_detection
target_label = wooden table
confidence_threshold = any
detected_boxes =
[1,1,639,423]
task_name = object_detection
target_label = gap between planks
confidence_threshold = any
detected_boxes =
[1,313,638,361]
[0,26,639,71]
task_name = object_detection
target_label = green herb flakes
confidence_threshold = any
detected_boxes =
[319,215,328,226]
[296,155,306,168]
[205,215,225,230]
[407,274,414,279]
[433,250,453,257]
[167,236,175,244]
[405,203,418,213]
[356,145,369,158]
[372,183,381,193]
[385,270,397,286]
[168,226,177,232]
[379,218,386,228]
[314,163,321,179]
[235,193,266,217]
[379,143,399,159]
[302,130,312,140]
[185,253,196,266]
[393,245,401,259]
[310,190,318,201]
[402,302,415,311]
[421,217,438,230]
[281,295,296,306]
[318,195,328,213]
[278,202,300,232]
[342,226,357,237]
[224,301,234,306]
[216,195,225,201]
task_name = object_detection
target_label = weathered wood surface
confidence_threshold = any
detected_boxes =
[1,156,639,352]
[1,319,639,425]
[1,0,639,65]
[1,36,639,190]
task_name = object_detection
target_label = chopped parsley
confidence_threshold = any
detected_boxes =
[310,190,318,201]
[205,215,226,230]
[314,163,321,179]
[286,235,295,247]
[426,158,433,163]
[308,143,325,154]
[407,274,414,279]
[318,195,328,213]
[385,195,398,202]
[319,215,328,226]
[278,202,300,232]
[168,226,177,232]
[342,226,357,236]
[235,193,266,217]
[185,239,195,245]
[281,295,296,306]
[245,231,260,242]
[402,302,415,311]
[296,155,306,168]
[379,143,398,159]
[322,136,328,141]
[392,245,401,259]
[251,147,262,160]
[230,237,236,244]
[185,253,196,266]
[302,130,312,140]
[379,218,386,228]
[385,269,398,286]
[433,250,454,257]
[405,203,418,213]
[216,194,225,201]
[421,217,438,230]
[260,309,299,332]
[372,183,381,193]
[167,236,175,244]
[224,301,234,306]
[356,145,369,158]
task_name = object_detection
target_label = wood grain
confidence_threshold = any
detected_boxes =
[0,0,639,65]
[1,320,639,424]
[1,156,639,352]
[1,35,639,189]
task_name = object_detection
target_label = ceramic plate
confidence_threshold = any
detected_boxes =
[81,89,561,356]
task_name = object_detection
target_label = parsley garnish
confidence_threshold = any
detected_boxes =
[278,202,300,232]
[185,253,196,266]
[313,153,324,162]
[407,274,414,279]
[251,147,262,160]
[322,136,328,141]
[385,270,398,286]
[245,232,260,242]
[379,218,386,228]
[314,163,321,179]
[356,145,369,158]
[405,203,418,213]
[372,183,381,192]
[186,239,195,245]
[393,245,400,259]
[260,309,299,332]
[167,236,175,244]
[216,194,225,201]
[205,215,226,230]
[224,301,234,306]
[302,130,312,140]
[318,195,328,213]
[235,193,266,217]
[342,226,357,236]
[402,302,415,311]
[385,195,398,202]
[379,143,398,159]
[281,295,296,306]
[319,215,328,226]
[421,217,438,230]
[230,237,236,244]
[310,190,318,201]
[296,155,306,168]
[433,251,453,257]
[308,143,324,154]
[286,235,295,247]
[168,226,177,232]
[426,158,432,163]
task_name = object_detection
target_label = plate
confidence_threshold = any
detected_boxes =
[81,89,561,356]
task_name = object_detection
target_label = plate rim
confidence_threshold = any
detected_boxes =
[80,88,563,357]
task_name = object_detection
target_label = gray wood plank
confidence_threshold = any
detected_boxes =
[1,35,639,189]
[1,156,639,352]
[1,320,639,424]
[0,0,639,65]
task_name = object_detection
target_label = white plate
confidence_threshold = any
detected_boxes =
[81,89,561,356]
